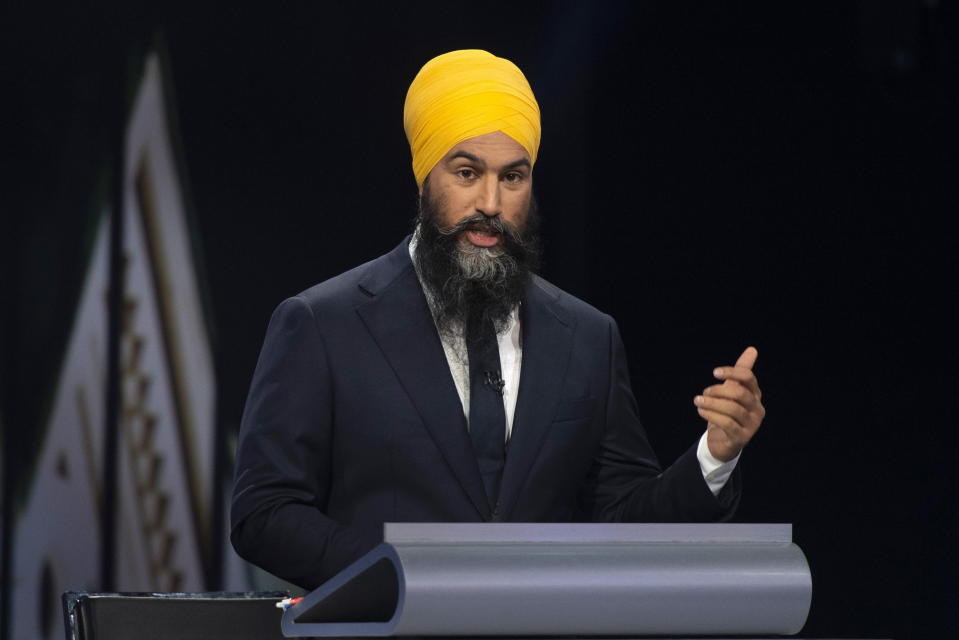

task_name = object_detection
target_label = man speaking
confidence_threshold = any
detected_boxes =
[231,49,766,590]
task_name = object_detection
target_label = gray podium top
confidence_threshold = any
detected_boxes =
[282,523,812,638]
[383,522,794,543]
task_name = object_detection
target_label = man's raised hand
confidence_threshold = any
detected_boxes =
[693,346,766,462]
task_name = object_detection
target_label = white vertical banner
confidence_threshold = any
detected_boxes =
[11,52,236,640]
[12,215,111,640]
[113,53,215,592]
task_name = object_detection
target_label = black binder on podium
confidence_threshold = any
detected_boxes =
[282,523,812,638]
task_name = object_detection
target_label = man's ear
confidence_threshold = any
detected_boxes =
[418,173,430,197]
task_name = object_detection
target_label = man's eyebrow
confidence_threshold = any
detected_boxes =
[445,152,531,171]
[503,158,531,171]
[447,150,483,165]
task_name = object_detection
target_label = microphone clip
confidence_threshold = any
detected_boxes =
[484,370,505,394]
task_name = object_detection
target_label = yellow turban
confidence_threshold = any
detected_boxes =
[403,49,541,187]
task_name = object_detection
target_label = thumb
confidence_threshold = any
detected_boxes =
[735,346,759,370]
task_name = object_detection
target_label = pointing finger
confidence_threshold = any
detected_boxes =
[735,346,759,370]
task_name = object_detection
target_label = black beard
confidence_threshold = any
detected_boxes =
[412,181,541,342]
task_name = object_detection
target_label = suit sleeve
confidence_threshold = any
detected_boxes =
[230,296,379,589]
[581,317,741,522]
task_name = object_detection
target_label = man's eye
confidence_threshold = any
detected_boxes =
[457,169,476,179]
[504,172,523,183]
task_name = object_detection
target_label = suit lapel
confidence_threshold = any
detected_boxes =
[497,277,574,520]
[355,239,491,520]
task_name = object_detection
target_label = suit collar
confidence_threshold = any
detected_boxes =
[356,236,492,519]
[357,235,415,297]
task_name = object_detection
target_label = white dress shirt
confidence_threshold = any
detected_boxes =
[408,234,738,495]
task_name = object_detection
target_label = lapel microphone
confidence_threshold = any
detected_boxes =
[484,370,505,394]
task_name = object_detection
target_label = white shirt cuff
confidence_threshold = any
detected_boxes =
[696,431,740,496]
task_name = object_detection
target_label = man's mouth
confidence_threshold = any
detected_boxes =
[464,228,501,247]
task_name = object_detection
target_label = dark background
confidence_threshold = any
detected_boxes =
[3,2,957,639]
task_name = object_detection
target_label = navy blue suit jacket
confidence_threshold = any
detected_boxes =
[231,237,739,589]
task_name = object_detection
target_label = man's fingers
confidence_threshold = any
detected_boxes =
[694,395,750,426]
[701,381,761,411]
[712,366,762,398]
[735,346,759,370]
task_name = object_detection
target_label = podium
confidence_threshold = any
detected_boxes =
[282,523,812,637]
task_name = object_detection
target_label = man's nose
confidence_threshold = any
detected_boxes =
[475,175,502,217]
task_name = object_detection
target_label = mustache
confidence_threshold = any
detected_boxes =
[437,213,506,235]
[436,212,522,243]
